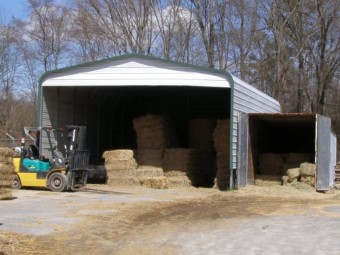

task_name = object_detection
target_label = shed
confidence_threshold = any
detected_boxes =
[247,113,337,191]
[38,54,280,188]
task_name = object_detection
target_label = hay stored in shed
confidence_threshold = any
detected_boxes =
[258,154,284,175]
[0,147,15,200]
[286,168,300,182]
[188,119,215,151]
[213,119,230,190]
[103,150,138,185]
[299,163,316,177]
[136,149,163,168]
[133,114,178,150]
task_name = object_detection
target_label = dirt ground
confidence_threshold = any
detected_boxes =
[2,182,340,255]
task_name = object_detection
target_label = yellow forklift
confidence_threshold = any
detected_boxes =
[12,126,89,192]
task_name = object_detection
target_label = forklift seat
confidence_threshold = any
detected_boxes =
[27,144,39,159]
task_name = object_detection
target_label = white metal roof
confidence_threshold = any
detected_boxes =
[41,58,230,88]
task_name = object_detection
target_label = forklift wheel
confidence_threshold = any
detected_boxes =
[12,175,22,189]
[48,172,67,192]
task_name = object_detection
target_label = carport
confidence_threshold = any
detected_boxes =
[38,54,281,188]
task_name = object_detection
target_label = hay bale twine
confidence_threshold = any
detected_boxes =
[140,176,168,189]
[299,163,316,177]
[286,168,300,183]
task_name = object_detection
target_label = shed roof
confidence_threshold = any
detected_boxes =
[40,54,232,88]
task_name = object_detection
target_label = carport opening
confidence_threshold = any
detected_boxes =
[86,86,231,187]
[248,114,316,182]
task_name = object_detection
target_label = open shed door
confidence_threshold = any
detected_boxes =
[236,112,248,188]
[316,115,331,191]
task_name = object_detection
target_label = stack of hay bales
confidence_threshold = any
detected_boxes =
[163,148,199,187]
[132,114,178,187]
[213,119,230,190]
[0,148,15,200]
[258,153,284,175]
[132,114,178,150]
[282,162,316,187]
[102,150,138,186]
[188,119,216,187]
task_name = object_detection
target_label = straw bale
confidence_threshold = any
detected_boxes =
[106,176,138,186]
[299,163,316,177]
[164,170,187,177]
[102,150,135,162]
[105,168,136,178]
[136,167,164,178]
[133,114,178,149]
[188,119,215,150]
[213,119,230,149]
[140,176,168,189]
[286,153,312,164]
[0,147,15,157]
[167,176,192,187]
[136,149,163,168]
[300,176,315,186]
[104,160,137,171]
[287,168,300,182]
[163,148,199,174]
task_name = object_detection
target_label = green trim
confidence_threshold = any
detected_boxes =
[37,53,236,186]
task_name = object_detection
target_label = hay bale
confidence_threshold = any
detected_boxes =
[213,119,230,153]
[133,114,178,149]
[258,154,284,175]
[140,176,168,189]
[0,147,15,200]
[136,167,164,178]
[136,149,163,168]
[188,119,215,150]
[167,176,192,187]
[287,168,300,182]
[102,150,135,162]
[299,163,316,177]
[213,119,231,190]
[163,148,199,174]
[104,161,137,171]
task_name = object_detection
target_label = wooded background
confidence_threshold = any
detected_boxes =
[0,0,339,139]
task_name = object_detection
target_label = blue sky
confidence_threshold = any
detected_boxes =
[0,0,27,19]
